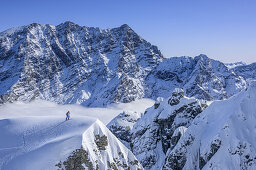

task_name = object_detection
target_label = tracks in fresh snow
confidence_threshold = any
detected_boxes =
[0,120,66,151]
[0,120,68,168]
[22,120,67,150]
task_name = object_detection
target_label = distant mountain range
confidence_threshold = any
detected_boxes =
[0,21,255,106]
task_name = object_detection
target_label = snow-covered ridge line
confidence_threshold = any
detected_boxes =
[109,82,256,169]
[225,61,246,69]
[162,81,256,169]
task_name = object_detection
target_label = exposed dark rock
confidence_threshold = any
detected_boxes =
[56,147,95,170]
[95,134,108,150]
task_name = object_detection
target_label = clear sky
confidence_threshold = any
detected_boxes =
[1,0,255,64]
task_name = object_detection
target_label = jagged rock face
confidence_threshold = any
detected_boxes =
[0,21,252,106]
[56,147,95,170]
[146,55,248,101]
[0,22,162,106]
[232,62,256,81]
[163,82,256,170]
[111,89,208,169]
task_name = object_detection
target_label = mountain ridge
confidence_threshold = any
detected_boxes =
[109,82,256,169]
[0,21,255,106]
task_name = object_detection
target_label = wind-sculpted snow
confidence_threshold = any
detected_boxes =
[0,21,252,106]
[0,117,143,170]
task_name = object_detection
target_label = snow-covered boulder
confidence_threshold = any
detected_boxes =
[0,117,143,170]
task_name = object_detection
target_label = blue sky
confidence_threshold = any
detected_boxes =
[1,0,255,63]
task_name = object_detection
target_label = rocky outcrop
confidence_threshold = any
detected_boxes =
[108,88,208,169]
[130,89,208,169]
[162,82,256,170]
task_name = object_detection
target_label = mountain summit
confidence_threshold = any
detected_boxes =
[0,22,163,106]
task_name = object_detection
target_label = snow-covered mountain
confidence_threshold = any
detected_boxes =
[225,61,246,69]
[109,88,208,169]
[0,21,163,106]
[0,21,253,106]
[232,62,256,81]
[0,116,143,170]
[1,21,256,170]
[163,81,256,170]
[109,82,256,169]
[147,55,247,100]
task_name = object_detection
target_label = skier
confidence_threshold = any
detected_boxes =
[66,110,70,120]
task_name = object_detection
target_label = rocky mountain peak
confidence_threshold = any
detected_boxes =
[120,23,131,30]
[0,21,163,106]
[194,54,209,61]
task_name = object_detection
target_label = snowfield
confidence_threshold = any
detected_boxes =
[0,99,153,170]
[0,98,154,124]
[0,116,96,169]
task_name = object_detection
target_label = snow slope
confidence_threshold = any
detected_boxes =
[0,116,143,170]
[0,98,154,124]
[0,98,153,169]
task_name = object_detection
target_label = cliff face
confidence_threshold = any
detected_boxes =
[109,83,256,170]
[0,22,163,106]
[108,88,208,169]
[163,82,256,170]
[0,21,252,106]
